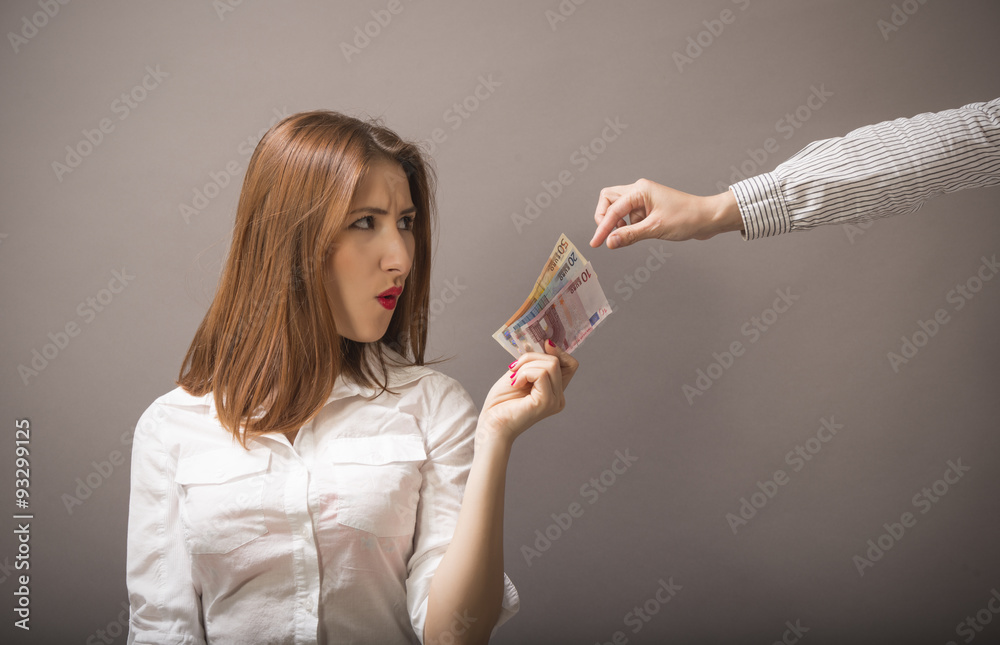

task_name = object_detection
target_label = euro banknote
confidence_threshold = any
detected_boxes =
[504,262,612,355]
[493,235,612,357]
[499,233,584,328]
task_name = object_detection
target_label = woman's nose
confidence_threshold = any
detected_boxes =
[380,227,412,275]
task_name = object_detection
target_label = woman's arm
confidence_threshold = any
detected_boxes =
[127,402,207,645]
[423,341,577,645]
[423,429,511,644]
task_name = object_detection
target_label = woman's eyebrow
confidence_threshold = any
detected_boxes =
[348,206,417,215]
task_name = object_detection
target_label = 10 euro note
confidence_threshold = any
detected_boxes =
[496,261,613,357]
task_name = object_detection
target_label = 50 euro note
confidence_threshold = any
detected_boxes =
[494,233,583,334]
[498,262,613,357]
[508,248,586,337]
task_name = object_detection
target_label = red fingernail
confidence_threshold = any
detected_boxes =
[547,340,555,347]
[508,361,516,370]
[510,371,517,380]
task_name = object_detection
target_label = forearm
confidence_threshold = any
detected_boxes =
[424,425,511,645]
[732,98,1000,240]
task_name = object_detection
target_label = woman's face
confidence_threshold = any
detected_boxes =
[324,159,416,343]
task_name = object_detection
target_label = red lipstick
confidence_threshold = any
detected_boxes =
[377,286,403,310]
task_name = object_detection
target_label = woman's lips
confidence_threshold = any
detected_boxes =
[377,287,402,310]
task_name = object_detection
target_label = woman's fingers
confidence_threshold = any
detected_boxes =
[510,359,560,394]
[543,339,579,388]
[486,344,579,441]
[511,347,572,407]
[510,344,578,387]
[510,364,562,416]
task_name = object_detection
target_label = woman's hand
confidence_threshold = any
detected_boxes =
[426,342,578,643]
[478,341,579,446]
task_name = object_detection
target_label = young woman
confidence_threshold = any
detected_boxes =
[126,111,578,644]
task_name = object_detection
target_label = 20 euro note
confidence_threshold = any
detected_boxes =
[497,262,613,357]
[494,233,583,334]
[494,246,587,355]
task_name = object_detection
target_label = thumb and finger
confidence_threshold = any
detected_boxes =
[513,344,563,394]
[509,340,577,396]
[591,187,660,250]
[543,338,578,389]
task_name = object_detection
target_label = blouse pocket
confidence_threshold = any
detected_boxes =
[174,447,271,554]
[324,434,427,538]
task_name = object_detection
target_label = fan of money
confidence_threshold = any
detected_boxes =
[493,234,613,358]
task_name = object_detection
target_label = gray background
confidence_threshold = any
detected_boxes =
[2,1,999,643]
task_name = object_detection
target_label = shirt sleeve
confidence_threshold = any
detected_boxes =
[126,402,207,645]
[401,374,520,644]
[731,97,1000,240]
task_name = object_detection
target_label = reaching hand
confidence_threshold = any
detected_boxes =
[590,179,743,249]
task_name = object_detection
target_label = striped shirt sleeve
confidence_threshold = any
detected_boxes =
[730,97,1000,240]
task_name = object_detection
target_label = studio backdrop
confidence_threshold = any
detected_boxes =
[2,1,999,643]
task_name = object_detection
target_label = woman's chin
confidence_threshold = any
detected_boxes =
[343,325,392,345]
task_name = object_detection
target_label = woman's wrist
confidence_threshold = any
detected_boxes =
[474,417,516,458]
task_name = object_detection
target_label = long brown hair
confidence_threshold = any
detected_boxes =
[178,111,435,446]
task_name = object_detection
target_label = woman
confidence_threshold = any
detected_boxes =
[126,111,578,644]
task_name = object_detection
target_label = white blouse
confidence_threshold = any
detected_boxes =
[126,356,519,644]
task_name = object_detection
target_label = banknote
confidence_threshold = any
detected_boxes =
[498,233,585,329]
[505,262,612,355]
[493,246,586,355]
[507,248,586,337]
[494,234,612,357]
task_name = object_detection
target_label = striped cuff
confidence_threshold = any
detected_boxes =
[730,173,792,240]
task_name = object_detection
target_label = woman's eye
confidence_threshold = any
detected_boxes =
[351,215,375,230]
[397,215,415,231]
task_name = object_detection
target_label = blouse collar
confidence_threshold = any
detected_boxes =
[200,346,430,424]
